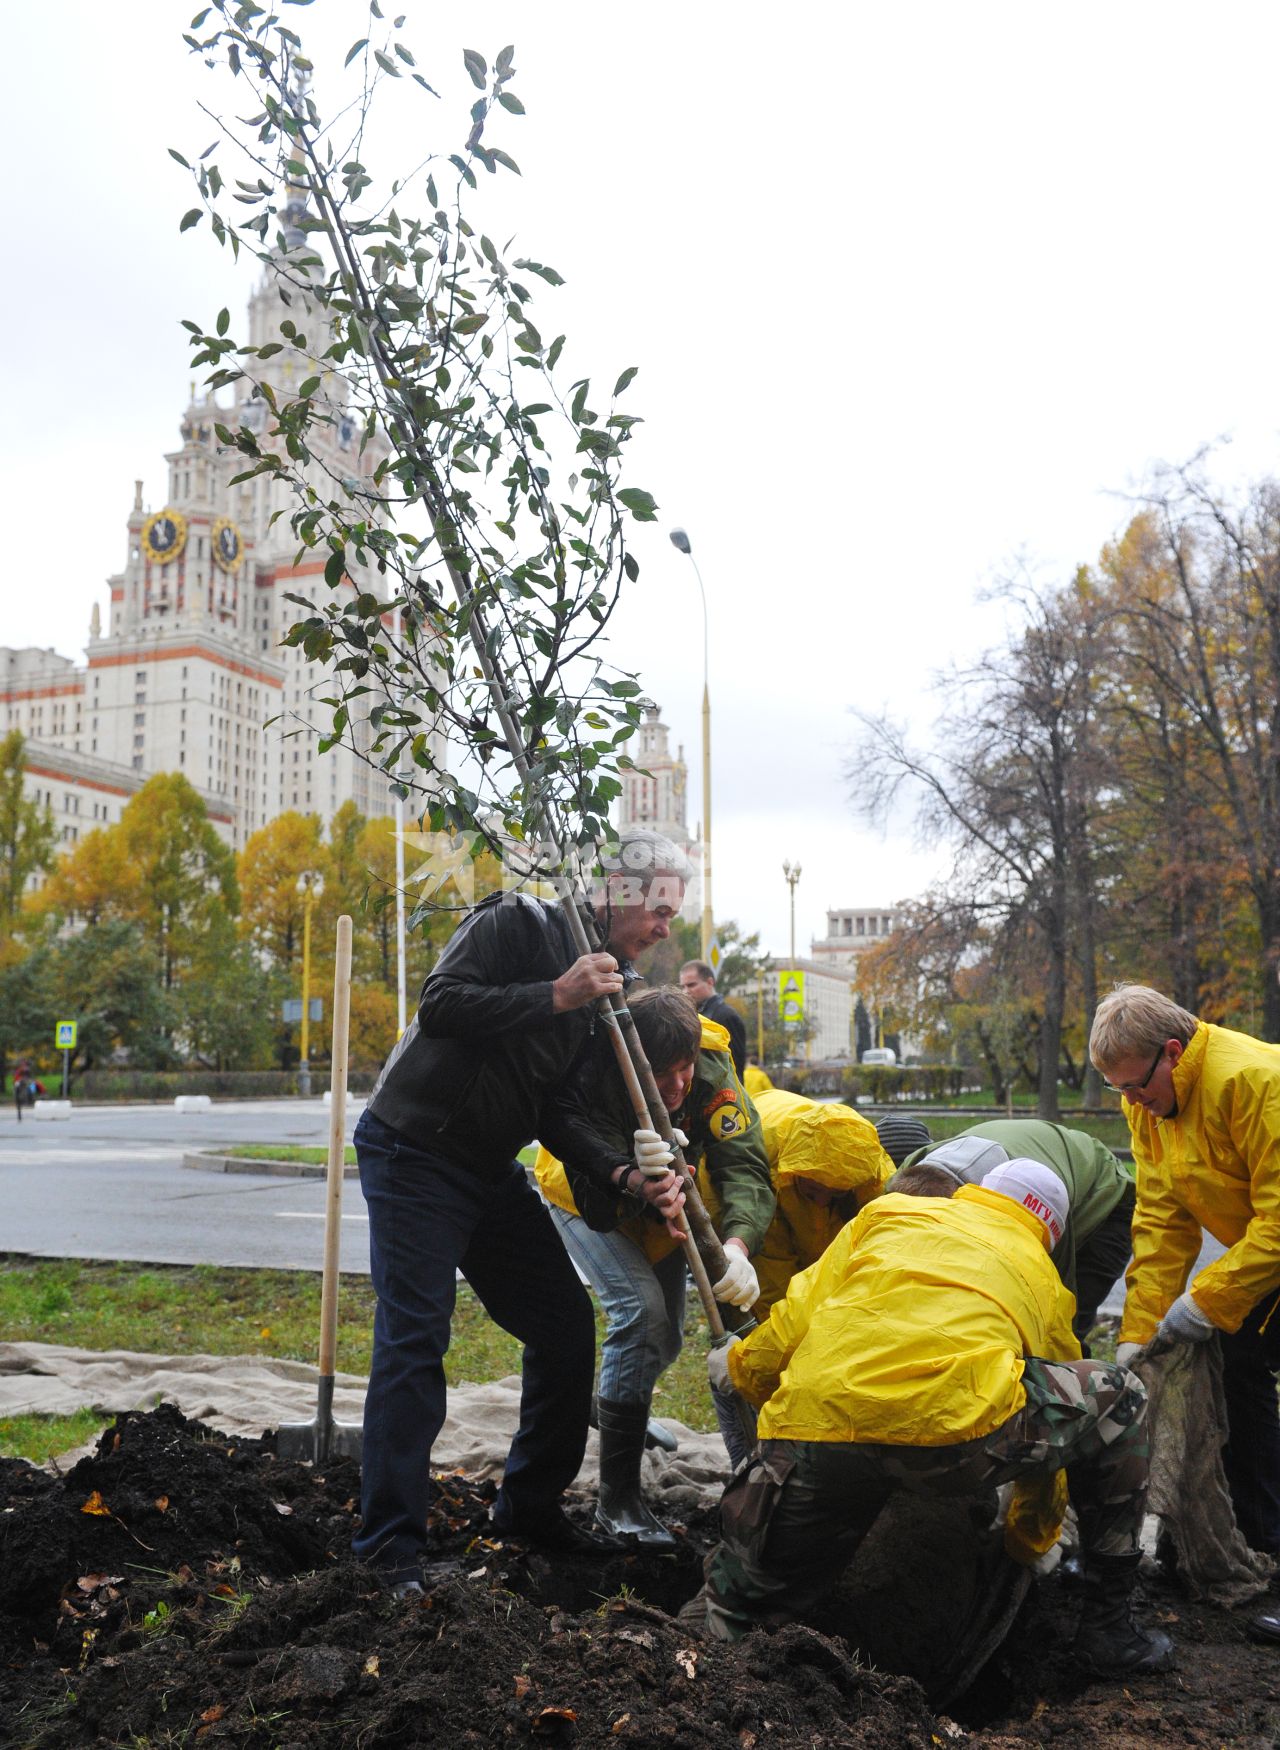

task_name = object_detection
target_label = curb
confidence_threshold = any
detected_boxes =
[182,1150,359,1179]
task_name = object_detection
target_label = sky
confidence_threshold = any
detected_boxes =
[6,3,1280,961]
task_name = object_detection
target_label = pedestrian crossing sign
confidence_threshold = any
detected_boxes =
[55,1020,77,1049]
[777,970,805,1024]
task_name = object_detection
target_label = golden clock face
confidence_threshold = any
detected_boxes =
[141,508,187,566]
[212,517,244,574]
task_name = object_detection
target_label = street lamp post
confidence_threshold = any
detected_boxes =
[297,871,324,1096]
[782,859,802,965]
[669,528,713,963]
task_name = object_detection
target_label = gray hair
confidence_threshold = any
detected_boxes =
[1089,983,1199,1070]
[609,828,693,885]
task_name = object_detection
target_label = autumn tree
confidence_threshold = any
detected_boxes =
[1102,473,1280,1036]
[0,731,56,938]
[853,572,1112,1118]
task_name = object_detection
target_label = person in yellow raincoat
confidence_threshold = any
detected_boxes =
[535,988,774,1551]
[742,1060,773,1098]
[1089,983,1280,1577]
[701,1087,894,1316]
[690,1159,1174,1678]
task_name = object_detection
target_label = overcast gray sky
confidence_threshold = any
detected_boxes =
[6,3,1280,959]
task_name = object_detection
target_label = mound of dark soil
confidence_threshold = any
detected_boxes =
[1,1406,1277,1748]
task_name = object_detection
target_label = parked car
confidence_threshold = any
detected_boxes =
[861,1047,898,1066]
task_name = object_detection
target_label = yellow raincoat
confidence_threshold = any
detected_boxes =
[700,1088,894,1314]
[728,1184,1081,1446]
[742,1064,774,1097]
[1120,1020,1280,1341]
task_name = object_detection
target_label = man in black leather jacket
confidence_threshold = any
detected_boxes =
[679,959,748,1079]
[353,831,691,1593]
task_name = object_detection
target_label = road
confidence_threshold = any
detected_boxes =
[0,1098,1225,1304]
[0,1099,372,1273]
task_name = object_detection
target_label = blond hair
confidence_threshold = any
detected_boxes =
[1089,984,1199,1070]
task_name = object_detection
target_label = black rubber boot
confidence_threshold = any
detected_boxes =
[590,1392,678,1453]
[595,1397,678,1551]
[1074,1550,1176,1676]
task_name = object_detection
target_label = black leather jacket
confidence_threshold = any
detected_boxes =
[367,891,628,1187]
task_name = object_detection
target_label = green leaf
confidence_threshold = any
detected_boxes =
[344,36,368,65]
[613,366,638,397]
[463,47,487,88]
[298,374,322,397]
[216,307,230,336]
[374,48,401,76]
[623,553,640,582]
[179,208,203,232]
[169,148,191,168]
[497,91,525,114]
[618,487,658,522]
[324,550,346,587]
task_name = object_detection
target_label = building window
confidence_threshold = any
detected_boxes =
[134,712,145,727]
[132,756,143,770]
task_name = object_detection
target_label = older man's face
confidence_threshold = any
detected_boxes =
[603,877,684,962]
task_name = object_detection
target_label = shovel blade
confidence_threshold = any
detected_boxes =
[276,1417,364,1465]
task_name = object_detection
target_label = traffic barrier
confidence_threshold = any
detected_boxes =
[174,1094,213,1112]
[32,1101,72,1122]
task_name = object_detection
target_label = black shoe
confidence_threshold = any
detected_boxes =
[490,1501,624,1554]
[1248,1611,1280,1644]
[377,1560,426,1602]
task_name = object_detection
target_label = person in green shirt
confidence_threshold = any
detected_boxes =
[900,1118,1135,1347]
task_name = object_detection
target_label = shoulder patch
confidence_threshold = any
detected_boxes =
[709,1103,748,1142]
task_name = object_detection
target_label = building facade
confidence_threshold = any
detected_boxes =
[2,210,437,852]
[615,702,701,922]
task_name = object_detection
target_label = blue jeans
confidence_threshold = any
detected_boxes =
[548,1205,688,1406]
[353,1111,596,1570]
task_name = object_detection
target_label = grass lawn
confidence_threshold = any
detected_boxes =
[0,1254,718,1464]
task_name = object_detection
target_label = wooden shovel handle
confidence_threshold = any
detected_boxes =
[318,916,353,1379]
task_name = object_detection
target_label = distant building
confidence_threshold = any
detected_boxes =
[615,702,701,922]
[811,906,899,974]
[2,179,443,854]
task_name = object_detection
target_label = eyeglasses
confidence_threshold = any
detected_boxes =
[1104,1044,1165,1097]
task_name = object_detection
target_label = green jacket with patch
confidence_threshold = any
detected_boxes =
[535,1015,775,1261]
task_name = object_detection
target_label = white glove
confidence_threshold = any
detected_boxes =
[1115,1342,1143,1368]
[1156,1291,1217,1346]
[632,1128,676,1178]
[707,1334,740,1395]
[712,1245,759,1310]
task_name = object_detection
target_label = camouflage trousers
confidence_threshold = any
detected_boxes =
[703,1357,1149,1642]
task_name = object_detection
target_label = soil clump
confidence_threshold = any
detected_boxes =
[1,1405,1277,1748]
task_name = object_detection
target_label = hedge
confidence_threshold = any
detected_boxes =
[70,1068,378,1102]
[772,1065,982,1103]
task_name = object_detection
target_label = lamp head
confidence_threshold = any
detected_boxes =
[669,528,692,555]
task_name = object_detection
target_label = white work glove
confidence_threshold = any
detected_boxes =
[1156,1291,1217,1346]
[632,1127,686,1178]
[707,1333,741,1396]
[1115,1342,1143,1369]
[711,1245,759,1310]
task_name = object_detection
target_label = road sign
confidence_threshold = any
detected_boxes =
[282,998,323,1023]
[707,935,723,977]
[55,1020,77,1049]
[777,970,805,1025]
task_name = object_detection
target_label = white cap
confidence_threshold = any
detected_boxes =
[982,1158,1069,1248]
[923,1135,1010,1185]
